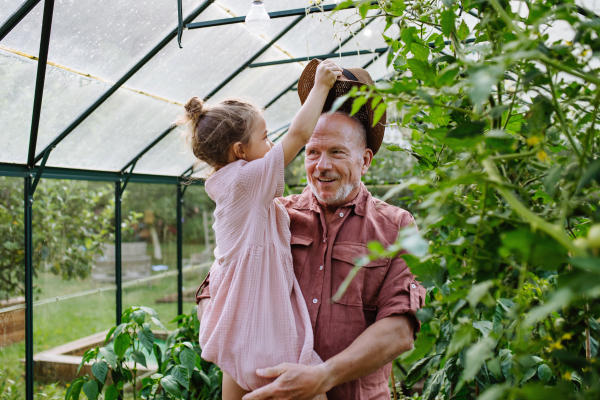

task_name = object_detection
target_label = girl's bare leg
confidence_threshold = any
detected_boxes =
[222,371,249,400]
[314,394,328,400]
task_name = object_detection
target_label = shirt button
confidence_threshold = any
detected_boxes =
[319,265,323,271]
[323,239,326,242]
[313,299,318,304]
[411,283,417,289]
[339,212,344,217]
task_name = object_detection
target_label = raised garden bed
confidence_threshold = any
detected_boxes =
[29,329,167,385]
[0,297,25,347]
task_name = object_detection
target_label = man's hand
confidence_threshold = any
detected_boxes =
[242,363,331,400]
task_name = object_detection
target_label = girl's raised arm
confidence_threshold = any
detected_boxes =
[280,60,342,166]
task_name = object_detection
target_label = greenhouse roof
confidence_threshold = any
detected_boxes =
[1,0,598,185]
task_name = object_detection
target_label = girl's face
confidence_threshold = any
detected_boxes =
[244,115,273,162]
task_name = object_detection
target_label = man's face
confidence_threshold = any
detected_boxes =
[305,113,373,208]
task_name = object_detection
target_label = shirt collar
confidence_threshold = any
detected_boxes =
[292,183,369,217]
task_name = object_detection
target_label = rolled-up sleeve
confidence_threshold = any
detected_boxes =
[375,210,426,335]
[375,255,426,335]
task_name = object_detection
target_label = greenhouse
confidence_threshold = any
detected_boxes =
[1,0,600,399]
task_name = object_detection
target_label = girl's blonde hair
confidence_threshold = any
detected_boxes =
[179,97,262,171]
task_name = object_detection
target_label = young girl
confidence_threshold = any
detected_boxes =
[180,60,342,400]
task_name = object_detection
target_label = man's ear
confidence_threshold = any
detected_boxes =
[360,148,374,176]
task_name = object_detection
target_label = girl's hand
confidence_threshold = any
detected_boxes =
[314,60,343,90]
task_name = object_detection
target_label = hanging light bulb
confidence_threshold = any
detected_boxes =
[245,0,270,35]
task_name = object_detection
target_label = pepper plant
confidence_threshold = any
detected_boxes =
[65,306,222,400]
[332,0,600,399]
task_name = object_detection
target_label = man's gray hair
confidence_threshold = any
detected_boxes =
[330,111,367,150]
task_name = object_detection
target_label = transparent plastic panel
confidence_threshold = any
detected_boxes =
[120,184,176,330]
[254,8,362,63]
[578,0,600,14]
[2,0,203,82]
[0,0,27,26]
[128,5,298,105]
[208,47,302,107]
[338,15,399,53]
[218,0,336,15]
[0,49,36,164]
[46,89,180,171]
[180,185,215,312]
[31,179,116,395]
[366,53,394,81]
[0,176,27,397]
[134,126,198,176]
[0,0,42,55]
[263,90,300,132]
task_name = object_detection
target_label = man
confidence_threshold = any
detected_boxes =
[197,61,426,400]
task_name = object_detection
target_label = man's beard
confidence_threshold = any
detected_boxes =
[308,172,360,206]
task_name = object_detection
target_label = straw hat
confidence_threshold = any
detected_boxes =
[297,58,386,155]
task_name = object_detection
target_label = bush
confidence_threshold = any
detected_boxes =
[332,0,600,398]
[66,306,221,400]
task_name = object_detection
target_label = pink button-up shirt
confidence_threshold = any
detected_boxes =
[198,183,426,400]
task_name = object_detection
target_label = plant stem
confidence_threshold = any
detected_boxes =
[480,146,585,256]
[581,90,600,162]
[470,182,488,264]
[548,68,582,158]
[402,99,477,117]
[503,75,521,130]
[490,149,537,161]
[540,55,600,86]
[488,0,527,41]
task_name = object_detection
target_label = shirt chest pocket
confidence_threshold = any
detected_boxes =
[331,243,388,309]
[291,235,313,278]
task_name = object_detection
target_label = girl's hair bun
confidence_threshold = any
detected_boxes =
[184,96,205,123]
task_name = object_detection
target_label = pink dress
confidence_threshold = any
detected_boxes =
[198,143,321,391]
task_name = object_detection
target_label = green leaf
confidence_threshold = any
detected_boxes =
[462,337,496,382]
[372,103,387,126]
[140,306,159,319]
[172,364,190,390]
[91,361,108,384]
[104,326,117,344]
[65,378,85,400]
[113,333,131,358]
[131,350,148,368]
[578,158,600,189]
[405,356,433,387]
[473,320,493,338]
[330,93,350,113]
[467,65,505,107]
[538,364,552,382]
[423,370,443,400]
[179,347,197,375]
[82,380,99,400]
[350,96,368,116]
[457,20,470,41]
[151,316,169,333]
[448,324,476,356]
[441,10,455,37]
[401,27,415,51]
[407,59,436,84]
[138,328,155,353]
[411,42,430,61]
[104,384,119,400]
[466,280,494,308]
[132,309,146,325]
[161,375,182,398]
[99,347,117,369]
[416,307,435,324]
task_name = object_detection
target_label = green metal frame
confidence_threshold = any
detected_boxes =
[0,0,42,41]
[249,47,389,68]
[186,3,340,30]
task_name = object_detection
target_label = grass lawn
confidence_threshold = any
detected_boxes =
[0,243,208,398]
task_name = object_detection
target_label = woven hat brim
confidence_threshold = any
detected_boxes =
[297,59,385,155]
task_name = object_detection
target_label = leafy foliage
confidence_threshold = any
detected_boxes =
[333,0,600,398]
[0,178,139,298]
[66,306,221,400]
